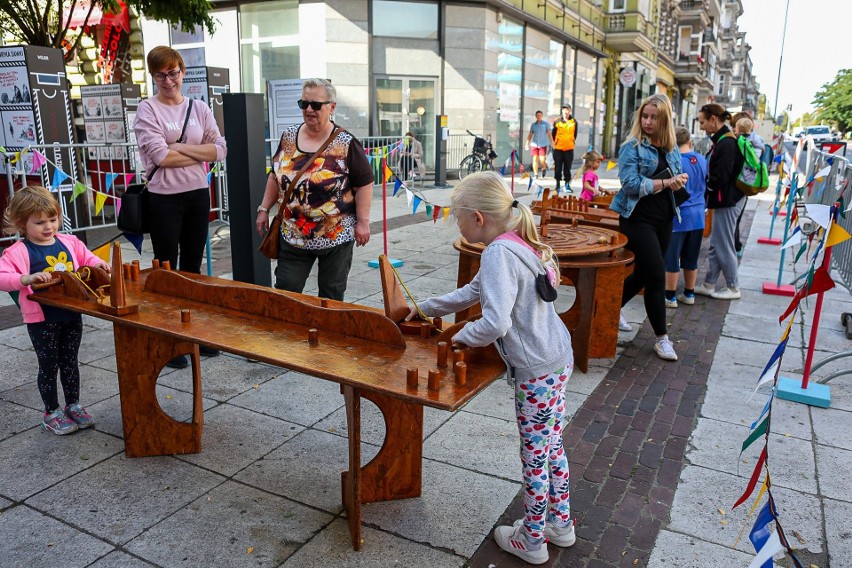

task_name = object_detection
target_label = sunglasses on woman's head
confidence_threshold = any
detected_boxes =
[297,99,332,111]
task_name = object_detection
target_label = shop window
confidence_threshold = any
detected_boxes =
[372,0,438,39]
[239,0,300,93]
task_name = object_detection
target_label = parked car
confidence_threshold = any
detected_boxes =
[804,125,832,143]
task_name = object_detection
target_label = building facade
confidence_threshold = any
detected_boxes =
[139,0,608,169]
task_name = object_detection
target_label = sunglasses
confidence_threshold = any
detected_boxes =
[153,69,181,82]
[297,99,332,111]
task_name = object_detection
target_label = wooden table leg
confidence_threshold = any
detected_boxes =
[586,264,625,359]
[559,267,592,373]
[113,325,203,458]
[341,385,424,550]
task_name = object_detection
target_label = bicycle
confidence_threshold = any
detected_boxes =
[458,130,498,180]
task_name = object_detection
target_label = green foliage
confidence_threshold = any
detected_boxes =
[0,0,214,61]
[812,68,852,134]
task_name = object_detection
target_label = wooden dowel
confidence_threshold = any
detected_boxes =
[308,328,318,345]
[420,321,431,338]
[162,260,171,270]
[454,361,467,386]
[131,260,140,281]
[406,368,419,389]
[152,259,160,270]
[180,309,191,323]
[452,348,466,365]
[437,341,448,368]
[122,263,131,279]
[428,369,441,391]
[110,242,124,308]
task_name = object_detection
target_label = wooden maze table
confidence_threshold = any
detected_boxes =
[454,224,632,372]
[31,265,505,550]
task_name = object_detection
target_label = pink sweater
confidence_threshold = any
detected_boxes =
[0,234,104,323]
[133,97,227,195]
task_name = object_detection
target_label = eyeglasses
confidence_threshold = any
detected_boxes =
[297,99,332,111]
[153,70,181,82]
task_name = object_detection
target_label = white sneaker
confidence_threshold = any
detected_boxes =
[513,518,576,547]
[619,311,632,332]
[677,292,696,305]
[494,522,548,564]
[711,286,741,300]
[665,297,678,309]
[694,282,716,297]
[654,336,678,361]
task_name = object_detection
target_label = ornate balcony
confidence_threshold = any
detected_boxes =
[604,12,655,52]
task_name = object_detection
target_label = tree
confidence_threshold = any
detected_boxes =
[0,0,215,63]
[812,68,852,135]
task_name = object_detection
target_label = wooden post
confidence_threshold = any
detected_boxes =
[308,328,319,345]
[406,368,418,389]
[427,369,441,391]
[437,341,448,368]
[110,242,125,308]
[454,361,467,386]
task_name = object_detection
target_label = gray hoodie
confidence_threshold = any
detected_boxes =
[420,238,573,384]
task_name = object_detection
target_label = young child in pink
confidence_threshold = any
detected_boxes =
[0,186,110,435]
[579,150,603,202]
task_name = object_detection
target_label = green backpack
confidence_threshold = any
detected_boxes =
[726,132,769,196]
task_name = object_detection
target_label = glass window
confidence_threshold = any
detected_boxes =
[548,40,564,119]
[497,17,524,56]
[372,1,438,39]
[171,24,206,66]
[563,45,576,108]
[610,0,626,12]
[239,0,300,93]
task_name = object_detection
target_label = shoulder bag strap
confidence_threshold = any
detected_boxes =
[270,126,340,224]
[145,98,194,183]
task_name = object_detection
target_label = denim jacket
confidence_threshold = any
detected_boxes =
[611,137,683,218]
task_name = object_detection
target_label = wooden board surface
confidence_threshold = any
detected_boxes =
[32,270,505,411]
[456,224,626,258]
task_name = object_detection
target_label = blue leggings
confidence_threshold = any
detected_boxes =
[515,362,573,540]
[27,319,83,413]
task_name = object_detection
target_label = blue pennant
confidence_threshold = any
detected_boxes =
[122,232,144,254]
[51,168,70,190]
[105,173,119,192]
[412,196,422,214]
[749,502,775,568]
[393,178,402,197]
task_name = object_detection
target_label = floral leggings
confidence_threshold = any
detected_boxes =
[515,362,573,540]
[27,319,83,413]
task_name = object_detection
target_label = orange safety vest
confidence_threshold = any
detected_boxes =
[553,117,577,151]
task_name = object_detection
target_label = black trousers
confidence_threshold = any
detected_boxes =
[28,318,83,413]
[553,149,575,183]
[275,240,355,301]
[146,188,210,273]
[619,216,672,337]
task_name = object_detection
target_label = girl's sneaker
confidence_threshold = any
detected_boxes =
[494,521,548,564]
[42,409,79,435]
[64,403,95,429]
[618,311,632,332]
[513,518,576,547]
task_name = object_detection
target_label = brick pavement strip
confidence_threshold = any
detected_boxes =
[469,212,754,567]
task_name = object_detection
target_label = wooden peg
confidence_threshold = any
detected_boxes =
[433,316,442,330]
[454,361,467,386]
[122,263,131,279]
[406,368,419,389]
[452,348,466,366]
[437,341,448,368]
[131,260,140,281]
[321,298,329,308]
[110,242,125,308]
[308,328,319,345]
[420,321,431,338]
[180,309,191,322]
[162,260,171,270]
[428,369,441,391]
[152,259,160,270]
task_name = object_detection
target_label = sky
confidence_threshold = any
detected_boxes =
[737,0,846,120]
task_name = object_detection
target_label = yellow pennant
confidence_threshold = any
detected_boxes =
[91,241,111,263]
[94,192,108,215]
[443,207,451,222]
[607,160,616,171]
[825,222,852,248]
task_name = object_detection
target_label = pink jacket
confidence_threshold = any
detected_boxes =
[0,234,104,323]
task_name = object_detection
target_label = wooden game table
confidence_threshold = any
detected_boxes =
[453,225,633,372]
[31,266,506,550]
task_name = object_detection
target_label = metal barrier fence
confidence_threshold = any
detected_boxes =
[1,142,228,245]
[799,145,852,292]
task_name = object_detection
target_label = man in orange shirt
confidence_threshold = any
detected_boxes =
[552,105,578,193]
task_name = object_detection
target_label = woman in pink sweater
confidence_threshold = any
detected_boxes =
[133,46,227,368]
[0,186,109,435]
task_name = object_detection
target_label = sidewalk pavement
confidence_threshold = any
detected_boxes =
[1,173,850,567]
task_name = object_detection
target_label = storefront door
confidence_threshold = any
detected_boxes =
[375,77,437,168]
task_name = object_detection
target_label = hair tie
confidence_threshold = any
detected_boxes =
[511,200,519,208]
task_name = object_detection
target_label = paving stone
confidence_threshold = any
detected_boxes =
[0,363,120,412]
[811,406,852,450]
[0,399,40,443]
[0,346,38,392]
[160,353,286,403]
[647,530,754,567]
[0,505,114,566]
[125,481,332,567]
[228,371,344,426]
[815,444,852,503]
[823,497,852,567]
[317,398,453,445]
[26,455,224,545]
[89,551,157,567]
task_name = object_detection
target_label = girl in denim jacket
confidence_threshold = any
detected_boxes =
[611,94,689,362]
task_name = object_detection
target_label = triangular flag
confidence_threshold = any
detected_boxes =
[384,164,394,182]
[405,189,413,206]
[607,160,616,171]
[365,154,373,164]
[207,171,213,184]
[123,173,135,187]
[30,150,46,174]
[432,206,441,223]
[805,203,832,230]
[51,168,70,190]
[825,221,852,248]
[105,173,119,192]
[94,192,108,215]
[778,266,835,322]
[732,446,767,510]
[750,393,774,430]
[425,204,433,218]
[90,240,113,263]
[412,196,422,214]
[443,207,450,222]
[814,165,831,180]
[122,232,144,253]
[393,178,402,197]
[748,530,783,568]
[115,197,122,217]
[70,181,87,202]
[780,227,801,249]
[748,502,775,568]
[741,417,769,454]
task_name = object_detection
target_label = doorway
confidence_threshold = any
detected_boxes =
[374,76,437,168]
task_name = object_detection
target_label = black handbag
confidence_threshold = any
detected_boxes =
[118,99,194,234]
